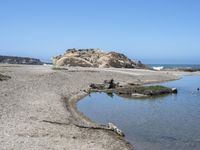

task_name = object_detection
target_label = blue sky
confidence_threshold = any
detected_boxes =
[0,0,200,64]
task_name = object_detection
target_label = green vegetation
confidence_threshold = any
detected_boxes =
[52,66,68,71]
[115,85,173,97]
[143,85,171,90]
[0,73,11,81]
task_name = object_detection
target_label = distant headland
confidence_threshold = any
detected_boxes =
[0,55,43,65]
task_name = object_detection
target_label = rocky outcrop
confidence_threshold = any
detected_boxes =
[0,55,43,65]
[89,79,178,98]
[53,48,147,68]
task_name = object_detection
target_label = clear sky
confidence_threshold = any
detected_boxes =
[0,0,200,64]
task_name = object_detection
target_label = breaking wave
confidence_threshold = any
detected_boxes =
[152,66,164,70]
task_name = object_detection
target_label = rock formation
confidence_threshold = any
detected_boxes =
[52,48,147,68]
[0,55,43,65]
[89,79,178,98]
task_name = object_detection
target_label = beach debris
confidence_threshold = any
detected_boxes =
[108,123,125,137]
[104,79,116,89]
[89,83,105,89]
[90,79,117,90]
[42,120,70,126]
[0,74,11,81]
[172,88,178,93]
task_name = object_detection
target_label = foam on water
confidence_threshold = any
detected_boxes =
[152,66,164,70]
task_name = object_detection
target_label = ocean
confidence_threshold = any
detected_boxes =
[148,64,200,70]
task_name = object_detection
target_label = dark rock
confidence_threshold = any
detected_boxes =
[89,83,105,89]
[172,88,178,93]
[104,79,116,89]
[90,79,117,90]
[176,68,200,72]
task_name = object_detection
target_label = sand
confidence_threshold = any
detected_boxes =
[1,64,198,150]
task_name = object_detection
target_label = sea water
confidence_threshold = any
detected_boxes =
[77,76,200,150]
[149,64,200,70]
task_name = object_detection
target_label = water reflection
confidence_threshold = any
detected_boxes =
[78,76,200,150]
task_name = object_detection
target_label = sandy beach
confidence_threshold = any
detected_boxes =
[1,64,199,150]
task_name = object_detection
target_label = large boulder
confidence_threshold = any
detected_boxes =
[52,48,147,68]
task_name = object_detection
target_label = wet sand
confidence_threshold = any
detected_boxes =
[1,64,198,150]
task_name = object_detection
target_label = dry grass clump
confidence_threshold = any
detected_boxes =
[0,73,11,81]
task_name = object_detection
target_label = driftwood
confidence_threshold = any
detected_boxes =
[90,79,116,90]
[63,95,125,137]
[42,120,123,136]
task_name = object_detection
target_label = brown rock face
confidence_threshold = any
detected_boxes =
[52,48,146,68]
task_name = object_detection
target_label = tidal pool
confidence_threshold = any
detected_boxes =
[77,76,200,150]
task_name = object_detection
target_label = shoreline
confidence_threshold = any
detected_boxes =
[63,69,182,150]
[1,64,200,149]
[65,91,134,149]
[63,69,200,149]
[63,71,184,150]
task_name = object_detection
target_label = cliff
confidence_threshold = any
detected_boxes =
[0,55,43,65]
[53,48,147,68]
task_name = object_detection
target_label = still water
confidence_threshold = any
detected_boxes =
[77,76,200,150]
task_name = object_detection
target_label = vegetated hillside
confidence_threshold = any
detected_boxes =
[0,55,43,65]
